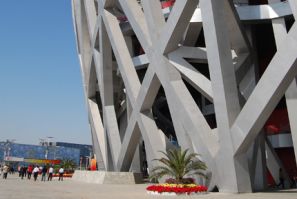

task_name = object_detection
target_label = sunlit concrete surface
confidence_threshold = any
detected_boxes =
[0,174,296,199]
[72,0,297,193]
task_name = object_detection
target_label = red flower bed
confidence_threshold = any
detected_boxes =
[146,185,207,194]
[52,173,73,178]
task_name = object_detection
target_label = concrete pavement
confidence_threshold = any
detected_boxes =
[0,174,296,199]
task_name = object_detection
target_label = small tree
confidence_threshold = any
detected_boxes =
[149,148,207,184]
[61,159,76,173]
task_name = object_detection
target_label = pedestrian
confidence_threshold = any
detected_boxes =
[48,166,54,181]
[3,165,9,179]
[19,166,23,178]
[0,165,2,177]
[33,166,39,181]
[20,166,26,179]
[27,165,33,180]
[10,167,15,174]
[293,175,297,188]
[58,167,64,181]
[41,166,47,182]
[277,168,285,189]
[23,166,27,177]
[18,165,21,177]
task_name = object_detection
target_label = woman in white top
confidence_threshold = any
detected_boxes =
[33,166,39,181]
[58,167,64,181]
[48,166,54,181]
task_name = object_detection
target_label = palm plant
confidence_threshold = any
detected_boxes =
[61,159,76,172]
[149,148,207,184]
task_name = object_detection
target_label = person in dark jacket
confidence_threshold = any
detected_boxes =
[41,166,47,182]
[21,166,26,179]
[277,168,285,189]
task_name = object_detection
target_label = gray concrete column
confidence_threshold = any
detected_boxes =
[201,0,251,192]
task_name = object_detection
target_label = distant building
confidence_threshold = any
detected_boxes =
[55,142,93,167]
[0,141,81,166]
[0,147,3,162]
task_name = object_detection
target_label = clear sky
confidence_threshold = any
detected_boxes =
[0,1,91,145]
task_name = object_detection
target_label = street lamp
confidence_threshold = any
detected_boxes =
[40,136,54,160]
[79,156,83,170]
[45,149,48,160]
[0,141,5,163]
[4,139,16,160]
[39,138,47,159]
[85,156,89,170]
[7,147,11,159]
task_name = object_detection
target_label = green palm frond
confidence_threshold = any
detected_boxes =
[180,149,189,163]
[151,165,173,173]
[149,148,207,183]
[61,159,76,170]
[150,166,175,179]
[184,153,199,165]
[150,170,170,180]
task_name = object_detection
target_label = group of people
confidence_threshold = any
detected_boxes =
[18,165,65,181]
[18,165,57,181]
[0,164,65,181]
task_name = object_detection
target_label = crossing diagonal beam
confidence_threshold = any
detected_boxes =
[232,24,297,155]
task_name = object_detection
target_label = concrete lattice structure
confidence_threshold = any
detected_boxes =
[72,0,297,193]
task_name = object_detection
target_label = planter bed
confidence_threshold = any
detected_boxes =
[52,173,73,178]
[146,184,207,196]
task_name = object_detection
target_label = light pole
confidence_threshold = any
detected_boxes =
[0,141,4,164]
[39,138,47,159]
[40,136,54,160]
[79,156,82,170]
[47,136,55,160]
[85,156,89,170]
[4,139,16,160]
[7,147,11,159]
[45,149,48,160]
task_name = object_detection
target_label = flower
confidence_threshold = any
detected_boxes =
[146,184,208,194]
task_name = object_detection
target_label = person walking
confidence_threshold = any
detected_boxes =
[3,165,9,179]
[23,166,27,177]
[277,168,285,189]
[27,165,33,180]
[33,166,39,181]
[58,167,64,181]
[48,166,54,181]
[10,167,15,174]
[0,165,2,177]
[41,166,47,182]
[20,166,26,179]
[18,165,21,177]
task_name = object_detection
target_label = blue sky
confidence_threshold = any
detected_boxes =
[0,1,91,145]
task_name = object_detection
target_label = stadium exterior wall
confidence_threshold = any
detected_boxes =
[72,0,297,193]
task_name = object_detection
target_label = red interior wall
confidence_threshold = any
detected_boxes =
[265,109,290,134]
[267,169,276,186]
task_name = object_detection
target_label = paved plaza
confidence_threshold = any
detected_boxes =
[0,174,296,199]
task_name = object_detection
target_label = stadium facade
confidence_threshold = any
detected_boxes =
[72,0,297,193]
